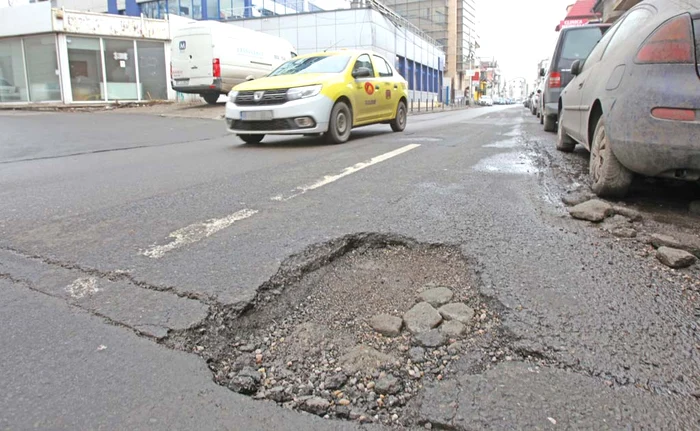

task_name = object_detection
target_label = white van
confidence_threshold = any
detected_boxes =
[171,21,296,104]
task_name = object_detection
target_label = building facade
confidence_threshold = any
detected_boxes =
[233,7,445,102]
[0,2,171,104]
[374,0,478,101]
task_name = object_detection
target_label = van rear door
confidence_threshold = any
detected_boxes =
[171,30,214,92]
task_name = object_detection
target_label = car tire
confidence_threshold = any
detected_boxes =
[556,110,576,152]
[238,134,264,144]
[589,117,633,198]
[325,101,352,145]
[543,114,557,132]
[539,110,544,123]
[390,100,407,132]
[202,93,219,105]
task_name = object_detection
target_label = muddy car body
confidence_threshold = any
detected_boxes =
[557,0,700,197]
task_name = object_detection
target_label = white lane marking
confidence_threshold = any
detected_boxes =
[66,277,100,299]
[140,144,420,258]
[272,144,421,202]
[142,208,258,259]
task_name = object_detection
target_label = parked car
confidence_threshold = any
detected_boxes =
[531,84,542,116]
[540,23,611,132]
[171,21,296,105]
[557,0,700,197]
[524,93,534,109]
[225,50,409,145]
[480,96,494,106]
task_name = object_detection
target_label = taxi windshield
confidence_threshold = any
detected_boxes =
[268,55,351,76]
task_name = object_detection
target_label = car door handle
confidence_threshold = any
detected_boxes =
[375,85,380,89]
[578,82,584,89]
[394,85,398,89]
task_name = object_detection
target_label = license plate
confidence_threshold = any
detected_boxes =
[175,79,189,86]
[241,111,273,121]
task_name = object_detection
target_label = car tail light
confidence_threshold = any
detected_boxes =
[651,107,696,121]
[213,58,221,78]
[548,72,561,88]
[636,14,694,64]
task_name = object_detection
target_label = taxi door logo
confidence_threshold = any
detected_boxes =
[364,82,374,95]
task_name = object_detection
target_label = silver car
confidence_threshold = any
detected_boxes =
[557,0,700,197]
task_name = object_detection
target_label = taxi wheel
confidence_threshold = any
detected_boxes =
[325,101,352,145]
[238,134,264,144]
[390,100,407,132]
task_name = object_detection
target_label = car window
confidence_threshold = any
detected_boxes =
[268,55,350,76]
[353,54,375,77]
[557,27,606,70]
[581,25,617,71]
[603,8,654,57]
[373,55,393,77]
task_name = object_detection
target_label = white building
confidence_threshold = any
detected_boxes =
[0,1,444,105]
[234,8,445,102]
[0,2,172,104]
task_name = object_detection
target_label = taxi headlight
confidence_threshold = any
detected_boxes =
[287,85,322,101]
[228,90,238,103]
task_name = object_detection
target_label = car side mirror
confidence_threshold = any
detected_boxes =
[352,67,372,79]
[539,68,545,77]
[537,89,542,94]
[571,60,582,76]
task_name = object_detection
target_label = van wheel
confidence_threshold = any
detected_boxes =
[238,134,264,144]
[202,93,219,105]
[325,101,352,145]
[390,100,407,132]
[589,117,633,198]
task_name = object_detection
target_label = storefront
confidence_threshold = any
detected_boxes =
[0,2,172,104]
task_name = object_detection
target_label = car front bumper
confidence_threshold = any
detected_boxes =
[225,94,334,135]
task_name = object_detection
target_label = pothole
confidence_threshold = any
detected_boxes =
[166,233,501,427]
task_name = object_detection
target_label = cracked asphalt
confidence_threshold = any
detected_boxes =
[1,105,698,429]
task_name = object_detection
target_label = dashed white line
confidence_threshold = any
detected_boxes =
[271,143,421,202]
[141,208,258,258]
[141,144,421,258]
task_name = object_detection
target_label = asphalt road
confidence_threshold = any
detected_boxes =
[1,106,698,429]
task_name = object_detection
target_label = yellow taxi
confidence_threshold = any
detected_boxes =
[225,50,409,144]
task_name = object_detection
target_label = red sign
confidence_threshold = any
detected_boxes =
[364,82,375,95]
[559,18,589,28]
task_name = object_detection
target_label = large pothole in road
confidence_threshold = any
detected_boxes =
[166,233,501,427]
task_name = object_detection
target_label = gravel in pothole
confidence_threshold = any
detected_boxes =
[175,243,499,427]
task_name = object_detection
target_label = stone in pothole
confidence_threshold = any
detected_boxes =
[369,314,402,337]
[409,346,426,363]
[228,366,261,394]
[415,329,448,347]
[612,205,642,221]
[300,397,330,416]
[324,371,347,390]
[438,303,475,323]
[657,246,697,269]
[375,374,402,395]
[569,199,613,222]
[404,302,443,333]
[339,345,396,374]
[441,320,466,337]
[419,287,454,308]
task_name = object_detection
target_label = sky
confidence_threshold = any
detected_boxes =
[477,0,574,84]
